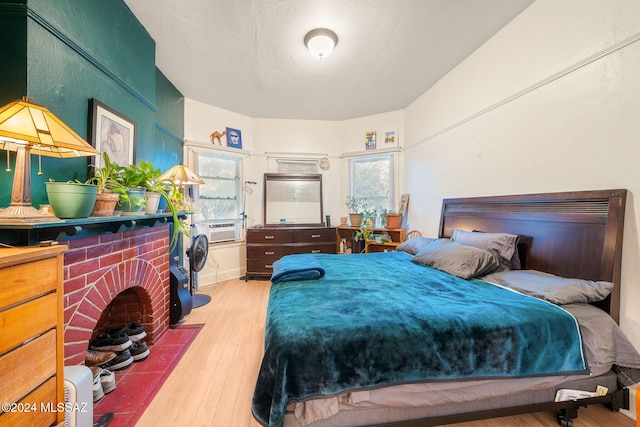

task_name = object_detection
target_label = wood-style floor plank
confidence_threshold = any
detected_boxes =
[136,278,634,427]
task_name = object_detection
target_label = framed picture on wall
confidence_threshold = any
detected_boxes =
[226,127,243,148]
[365,131,376,150]
[384,130,397,145]
[89,98,136,169]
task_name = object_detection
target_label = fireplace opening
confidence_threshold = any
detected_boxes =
[91,287,153,344]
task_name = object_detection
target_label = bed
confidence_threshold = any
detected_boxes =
[252,189,640,427]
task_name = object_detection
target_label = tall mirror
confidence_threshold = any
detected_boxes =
[263,174,323,226]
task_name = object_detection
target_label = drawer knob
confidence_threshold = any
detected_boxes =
[265,264,273,269]
[265,251,274,255]
[264,235,275,240]
[311,234,321,238]
[311,250,321,253]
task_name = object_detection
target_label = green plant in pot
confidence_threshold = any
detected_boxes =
[86,152,127,216]
[384,209,403,229]
[345,196,368,227]
[353,224,373,253]
[111,162,148,215]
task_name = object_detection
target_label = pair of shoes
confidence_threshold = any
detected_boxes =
[85,349,116,367]
[90,367,116,402]
[130,341,150,361]
[109,322,147,343]
[90,332,132,352]
[100,349,134,370]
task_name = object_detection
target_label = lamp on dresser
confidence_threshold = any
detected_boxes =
[0,97,99,222]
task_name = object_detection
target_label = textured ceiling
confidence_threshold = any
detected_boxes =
[124,0,534,120]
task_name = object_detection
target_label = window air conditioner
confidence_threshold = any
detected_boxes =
[208,222,239,243]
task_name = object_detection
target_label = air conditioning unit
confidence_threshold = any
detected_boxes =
[208,222,239,243]
[64,366,93,427]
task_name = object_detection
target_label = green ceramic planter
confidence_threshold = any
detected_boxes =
[45,182,98,219]
[116,187,146,215]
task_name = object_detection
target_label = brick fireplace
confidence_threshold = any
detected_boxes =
[61,225,172,365]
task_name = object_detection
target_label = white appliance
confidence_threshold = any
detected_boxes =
[64,365,93,427]
[206,222,239,243]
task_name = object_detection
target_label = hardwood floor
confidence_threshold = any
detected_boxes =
[136,278,634,427]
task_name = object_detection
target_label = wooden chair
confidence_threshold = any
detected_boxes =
[403,230,423,241]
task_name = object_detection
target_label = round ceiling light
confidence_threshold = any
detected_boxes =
[304,28,338,59]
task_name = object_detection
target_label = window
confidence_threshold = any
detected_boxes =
[349,154,394,212]
[193,152,242,222]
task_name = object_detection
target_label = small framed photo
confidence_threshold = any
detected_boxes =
[89,98,136,168]
[365,131,376,150]
[384,131,396,145]
[226,127,243,148]
[399,193,410,216]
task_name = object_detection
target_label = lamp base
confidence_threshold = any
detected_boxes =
[0,204,59,223]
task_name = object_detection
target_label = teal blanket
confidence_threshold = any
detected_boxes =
[271,254,325,284]
[252,252,587,427]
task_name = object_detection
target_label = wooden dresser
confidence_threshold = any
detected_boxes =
[0,245,67,427]
[246,227,336,279]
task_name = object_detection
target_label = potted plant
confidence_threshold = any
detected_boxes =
[45,180,98,219]
[353,224,373,253]
[112,162,148,215]
[385,209,403,229]
[137,160,164,214]
[345,196,368,227]
[86,152,127,216]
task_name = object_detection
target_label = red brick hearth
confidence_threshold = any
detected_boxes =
[62,226,171,365]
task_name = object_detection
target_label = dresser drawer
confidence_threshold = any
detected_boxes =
[247,259,277,275]
[293,243,337,254]
[0,293,58,355]
[292,228,335,243]
[0,257,59,311]
[0,330,57,406]
[246,245,293,260]
[247,229,292,244]
[0,376,57,427]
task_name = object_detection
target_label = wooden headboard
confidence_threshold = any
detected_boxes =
[439,189,627,323]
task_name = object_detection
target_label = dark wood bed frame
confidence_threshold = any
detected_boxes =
[379,189,629,427]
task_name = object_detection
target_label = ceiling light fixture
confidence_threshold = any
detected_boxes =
[304,28,338,59]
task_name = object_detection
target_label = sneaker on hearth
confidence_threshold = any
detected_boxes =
[130,341,150,362]
[90,367,116,395]
[92,373,105,402]
[100,349,134,371]
[85,349,117,367]
[109,322,147,342]
[90,332,132,352]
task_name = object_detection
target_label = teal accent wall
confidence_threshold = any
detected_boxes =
[0,0,184,208]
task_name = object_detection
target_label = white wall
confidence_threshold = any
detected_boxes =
[183,99,404,284]
[403,0,640,351]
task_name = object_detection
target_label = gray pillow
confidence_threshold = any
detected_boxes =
[412,239,499,279]
[451,229,519,271]
[482,269,614,304]
[396,237,435,255]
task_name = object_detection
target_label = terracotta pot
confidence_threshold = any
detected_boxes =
[385,213,402,229]
[349,213,363,227]
[91,192,120,217]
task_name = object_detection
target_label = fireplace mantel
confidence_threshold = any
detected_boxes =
[0,213,182,246]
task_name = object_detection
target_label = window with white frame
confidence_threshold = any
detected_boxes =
[193,152,243,222]
[349,154,394,212]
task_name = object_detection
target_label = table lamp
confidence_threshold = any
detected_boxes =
[0,97,99,222]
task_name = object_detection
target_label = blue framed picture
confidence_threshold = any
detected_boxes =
[226,127,242,149]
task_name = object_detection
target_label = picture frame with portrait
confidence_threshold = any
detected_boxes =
[89,98,136,169]
[226,127,243,149]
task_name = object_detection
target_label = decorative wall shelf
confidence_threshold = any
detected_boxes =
[0,213,183,246]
